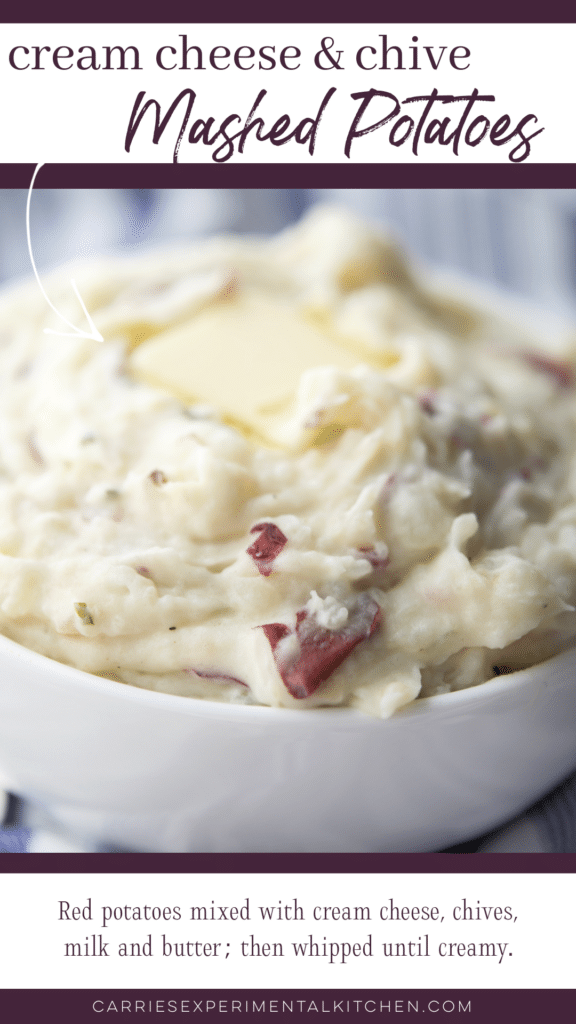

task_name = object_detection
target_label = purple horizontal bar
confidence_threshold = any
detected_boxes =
[0,989,573,1023]
[1,164,574,189]
[1,1,573,22]
[0,852,575,872]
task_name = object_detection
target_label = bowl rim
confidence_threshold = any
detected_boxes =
[0,628,573,728]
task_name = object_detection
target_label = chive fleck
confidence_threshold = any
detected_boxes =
[74,602,94,626]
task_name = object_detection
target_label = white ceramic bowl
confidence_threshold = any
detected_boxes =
[2,248,576,852]
[0,631,575,851]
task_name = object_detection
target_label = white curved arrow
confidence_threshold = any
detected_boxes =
[26,163,103,342]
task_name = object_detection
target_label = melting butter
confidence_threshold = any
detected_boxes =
[129,289,393,445]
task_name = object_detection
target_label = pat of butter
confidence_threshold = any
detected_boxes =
[130,291,363,443]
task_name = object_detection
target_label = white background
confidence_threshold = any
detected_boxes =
[0,23,570,163]
[0,872,572,988]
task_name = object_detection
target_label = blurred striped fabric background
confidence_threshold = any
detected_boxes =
[0,188,575,852]
[2,188,576,319]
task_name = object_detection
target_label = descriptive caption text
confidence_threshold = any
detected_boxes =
[58,895,518,966]
[6,32,544,163]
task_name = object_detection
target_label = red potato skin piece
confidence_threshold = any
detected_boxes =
[261,622,292,648]
[247,522,288,576]
[261,599,382,700]
[418,390,438,416]
[185,668,248,687]
[357,546,390,572]
[522,353,574,389]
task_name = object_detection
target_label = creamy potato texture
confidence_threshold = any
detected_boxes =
[1,206,575,717]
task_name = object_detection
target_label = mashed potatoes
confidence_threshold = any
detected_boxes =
[0,206,575,718]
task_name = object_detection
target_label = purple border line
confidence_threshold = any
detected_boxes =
[0,163,574,188]
[0,852,575,872]
[1,1,574,24]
